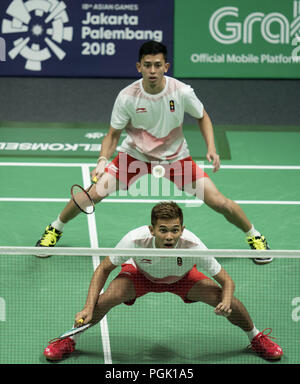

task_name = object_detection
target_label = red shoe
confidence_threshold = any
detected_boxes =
[251,328,283,360]
[44,337,75,361]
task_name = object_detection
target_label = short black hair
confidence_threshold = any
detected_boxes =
[151,201,183,227]
[138,41,168,62]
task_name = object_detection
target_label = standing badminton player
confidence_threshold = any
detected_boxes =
[36,40,271,264]
[43,202,282,361]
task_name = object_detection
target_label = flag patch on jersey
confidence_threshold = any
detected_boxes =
[177,257,182,266]
[169,100,175,112]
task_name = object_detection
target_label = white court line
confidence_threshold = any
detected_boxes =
[2,162,299,205]
[0,197,300,205]
[1,162,300,170]
[0,198,69,202]
[81,165,112,365]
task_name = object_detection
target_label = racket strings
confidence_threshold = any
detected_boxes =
[71,185,95,214]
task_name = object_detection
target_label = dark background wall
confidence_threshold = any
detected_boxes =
[0,77,299,126]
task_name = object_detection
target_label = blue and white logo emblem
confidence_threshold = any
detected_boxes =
[1,0,73,71]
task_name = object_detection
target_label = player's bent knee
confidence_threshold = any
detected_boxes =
[96,290,126,308]
[186,279,222,305]
[99,276,136,306]
[206,195,233,215]
[92,173,119,202]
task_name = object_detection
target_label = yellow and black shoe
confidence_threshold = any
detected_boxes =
[247,235,273,264]
[35,225,62,257]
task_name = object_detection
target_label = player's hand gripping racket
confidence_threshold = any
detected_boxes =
[59,319,92,339]
[71,176,98,214]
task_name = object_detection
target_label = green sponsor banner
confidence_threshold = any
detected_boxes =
[0,122,109,158]
[174,0,300,78]
[0,122,207,159]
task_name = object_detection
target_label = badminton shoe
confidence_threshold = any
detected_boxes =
[251,329,283,361]
[246,235,273,264]
[35,225,62,257]
[44,338,75,361]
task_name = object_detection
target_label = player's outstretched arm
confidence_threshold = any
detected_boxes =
[212,267,235,317]
[197,110,220,173]
[75,256,117,325]
[92,126,123,180]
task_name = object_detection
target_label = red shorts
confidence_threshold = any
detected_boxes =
[105,152,208,189]
[117,263,209,305]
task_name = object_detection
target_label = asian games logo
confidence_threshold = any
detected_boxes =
[1,0,73,71]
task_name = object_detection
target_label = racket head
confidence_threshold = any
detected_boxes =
[71,184,95,214]
[59,323,91,339]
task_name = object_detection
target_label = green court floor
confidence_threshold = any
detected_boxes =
[0,123,299,364]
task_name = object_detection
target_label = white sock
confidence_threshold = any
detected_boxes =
[245,224,261,238]
[246,326,260,342]
[51,216,65,232]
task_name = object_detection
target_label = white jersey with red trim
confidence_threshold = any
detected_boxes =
[109,226,221,284]
[110,76,204,162]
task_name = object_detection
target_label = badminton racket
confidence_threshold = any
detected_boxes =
[59,319,92,339]
[71,176,98,214]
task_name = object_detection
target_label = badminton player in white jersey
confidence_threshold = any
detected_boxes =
[36,41,271,264]
[43,202,282,361]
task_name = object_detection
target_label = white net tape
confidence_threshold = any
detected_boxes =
[0,246,300,258]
